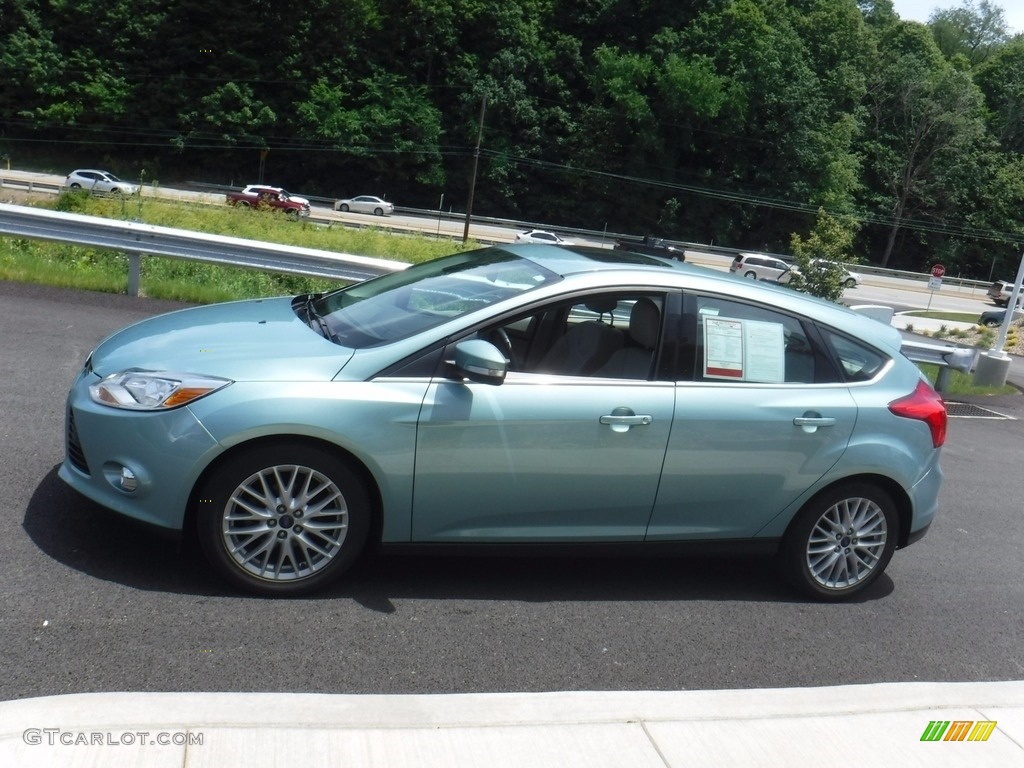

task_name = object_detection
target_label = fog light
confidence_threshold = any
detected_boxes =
[119,467,138,492]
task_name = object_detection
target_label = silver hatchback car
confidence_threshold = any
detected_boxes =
[61,246,945,599]
[63,169,140,195]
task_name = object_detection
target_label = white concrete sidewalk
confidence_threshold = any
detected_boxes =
[1,681,1021,767]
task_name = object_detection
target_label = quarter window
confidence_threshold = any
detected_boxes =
[822,329,889,382]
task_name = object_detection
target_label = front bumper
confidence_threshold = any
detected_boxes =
[58,369,221,532]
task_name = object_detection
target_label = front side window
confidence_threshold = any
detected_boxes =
[470,293,666,380]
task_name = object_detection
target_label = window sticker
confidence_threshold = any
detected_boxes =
[703,317,785,383]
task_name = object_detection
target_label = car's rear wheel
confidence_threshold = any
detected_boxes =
[339,203,349,212]
[844,277,857,288]
[197,443,370,596]
[744,271,758,279]
[780,482,897,600]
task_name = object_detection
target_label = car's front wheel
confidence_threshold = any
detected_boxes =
[196,443,370,596]
[780,482,898,600]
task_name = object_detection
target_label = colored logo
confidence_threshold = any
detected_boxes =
[921,720,997,742]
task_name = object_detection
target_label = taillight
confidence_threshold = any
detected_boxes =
[889,379,947,448]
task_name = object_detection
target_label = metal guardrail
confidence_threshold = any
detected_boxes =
[900,340,979,392]
[0,203,405,296]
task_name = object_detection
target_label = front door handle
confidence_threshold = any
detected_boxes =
[600,414,653,426]
[601,407,652,433]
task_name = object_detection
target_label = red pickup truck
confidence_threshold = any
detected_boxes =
[225,185,310,218]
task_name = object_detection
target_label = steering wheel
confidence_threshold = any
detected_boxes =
[490,328,518,369]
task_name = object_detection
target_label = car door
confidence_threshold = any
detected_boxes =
[411,292,676,542]
[81,171,102,192]
[645,293,858,541]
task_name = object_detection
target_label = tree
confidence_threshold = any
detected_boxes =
[858,22,990,268]
[788,209,860,302]
[930,0,1009,65]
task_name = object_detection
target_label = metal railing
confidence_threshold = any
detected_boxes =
[0,203,405,296]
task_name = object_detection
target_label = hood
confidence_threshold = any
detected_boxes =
[89,297,353,381]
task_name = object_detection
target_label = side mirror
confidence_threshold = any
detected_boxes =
[451,339,507,385]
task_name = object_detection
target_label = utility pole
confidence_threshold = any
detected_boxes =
[462,95,487,243]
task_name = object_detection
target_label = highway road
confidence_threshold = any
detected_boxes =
[1,280,1022,702]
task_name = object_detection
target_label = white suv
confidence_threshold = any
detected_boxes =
[729,253,796,283]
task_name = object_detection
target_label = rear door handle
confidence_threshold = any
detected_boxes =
[793,417,836,427]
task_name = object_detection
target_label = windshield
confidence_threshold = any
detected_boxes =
[312,249,559,348]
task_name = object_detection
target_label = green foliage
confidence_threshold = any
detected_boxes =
[787,209,859,302]
[929,0,1009,65]
[3,0,1024,279]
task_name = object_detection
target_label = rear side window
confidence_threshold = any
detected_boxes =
[685,296,828,384]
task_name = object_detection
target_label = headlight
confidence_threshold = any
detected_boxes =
[89,370,231,410]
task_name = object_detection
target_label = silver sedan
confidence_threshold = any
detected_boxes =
[334,195,394,216]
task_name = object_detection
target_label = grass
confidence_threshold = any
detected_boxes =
[903,310,980,323]
[918,363,1018,397]
[0,191,471,302]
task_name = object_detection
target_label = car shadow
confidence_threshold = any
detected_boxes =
[25,465,894,607]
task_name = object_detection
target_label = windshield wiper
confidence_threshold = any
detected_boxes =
[296,293,338,342]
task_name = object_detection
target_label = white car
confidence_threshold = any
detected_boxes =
[334,195,394,216]
[812,260,862,288]
[515,229,574,245]
[63,169,139,195]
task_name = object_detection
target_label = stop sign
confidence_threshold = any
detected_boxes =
[932,264,945,278]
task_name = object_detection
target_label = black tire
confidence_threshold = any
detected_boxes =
[744,270,758,279]
[339,203,349,212]
[984,319,1000,327]
[779,482,898,601]
[373,207,383,216]
[196,442,370,596]
[70,183,82,190]
[844,277,857,288]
